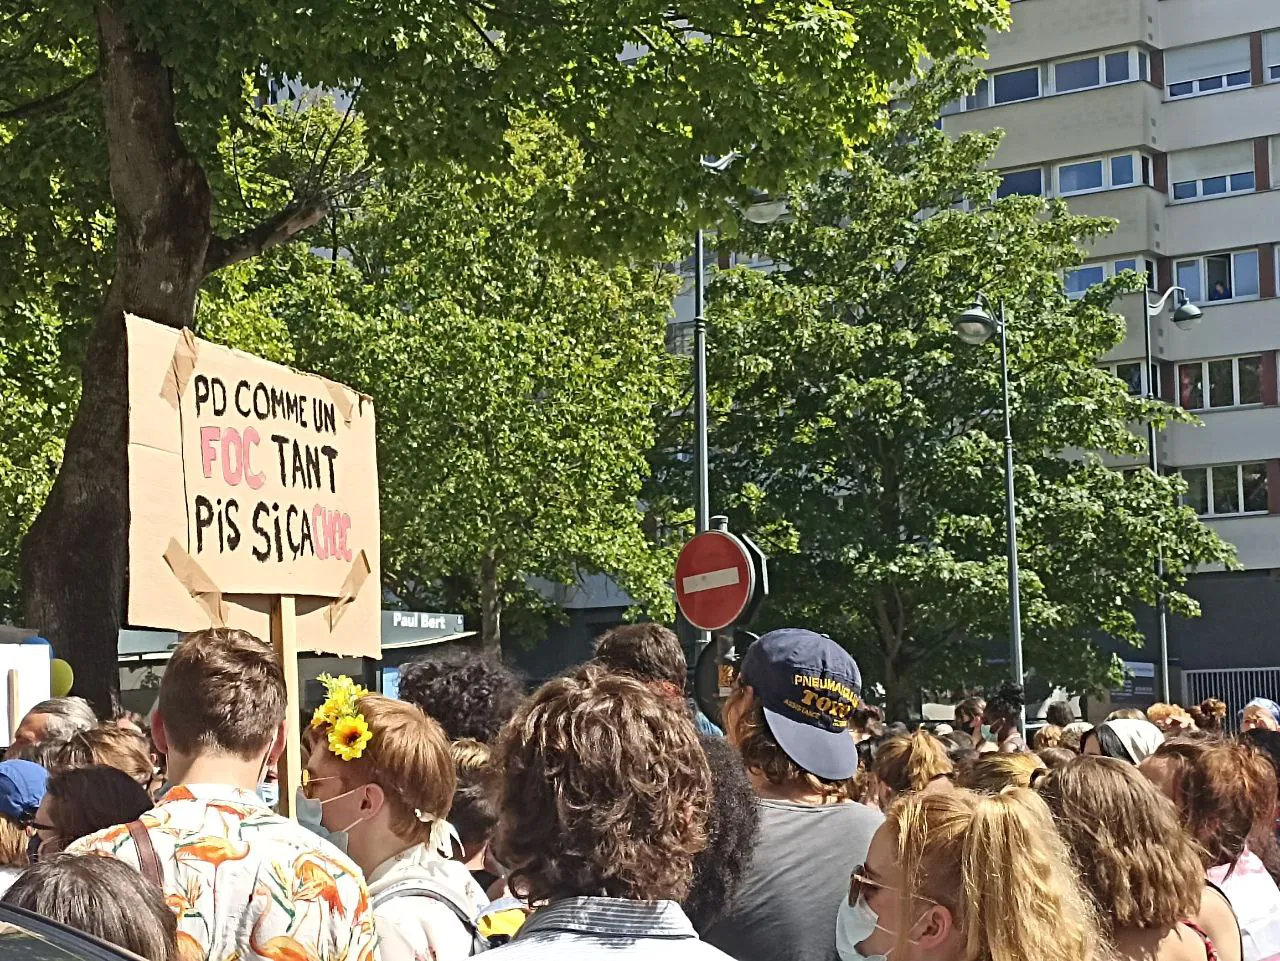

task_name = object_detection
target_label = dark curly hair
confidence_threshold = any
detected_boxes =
[592,623,687,693]
[985,683,1025,724]
[492,665,711,903]
[683,734,761,933]
[396,644,525,743]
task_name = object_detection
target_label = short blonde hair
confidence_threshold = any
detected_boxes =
[958,752,1046,793]
[323,695,455,844]
[1038,756,1202,933]
[872,731,953,796]
[1033,725,1062,750]
[888,789,1099,961]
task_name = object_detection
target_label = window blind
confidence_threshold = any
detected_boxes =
[1168,140,1254,184]
[1165,37,1250,84]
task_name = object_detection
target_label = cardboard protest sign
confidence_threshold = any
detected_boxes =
[126,315,380,657]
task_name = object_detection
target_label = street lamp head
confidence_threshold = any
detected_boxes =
[953,302,996,346]
[1171,300,1202,330]
[743,198,787,224]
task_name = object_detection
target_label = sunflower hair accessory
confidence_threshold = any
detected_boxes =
[311,673,372,761]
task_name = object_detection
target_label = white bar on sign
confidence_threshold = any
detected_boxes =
[682,567,740,594]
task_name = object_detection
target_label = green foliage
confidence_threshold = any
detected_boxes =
[674,65,1236,711]
[199,118,682,641]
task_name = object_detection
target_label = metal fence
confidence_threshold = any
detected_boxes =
[1183,667,1280,731]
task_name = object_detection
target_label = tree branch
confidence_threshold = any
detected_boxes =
[203,197,329,276]
[0,71,96,120]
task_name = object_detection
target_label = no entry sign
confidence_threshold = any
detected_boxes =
[675,530,759,632]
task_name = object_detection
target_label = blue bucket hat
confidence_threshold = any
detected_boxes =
[739,628,861,780]
[0,759,47,822]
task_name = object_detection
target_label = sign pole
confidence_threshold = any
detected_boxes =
[271,594,302,819]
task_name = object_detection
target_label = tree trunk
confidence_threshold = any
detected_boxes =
[19,0,213,717]
[478,552,503,653]
[883,650,914,724]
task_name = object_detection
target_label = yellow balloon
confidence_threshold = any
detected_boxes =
[50,659,74,698]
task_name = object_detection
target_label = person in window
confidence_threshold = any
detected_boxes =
[1209,280,1232,301]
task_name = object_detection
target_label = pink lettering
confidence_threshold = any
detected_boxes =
[312,505,328,560]
[220,427,243,486]
[243,427,265,490]
[199,427,220,478]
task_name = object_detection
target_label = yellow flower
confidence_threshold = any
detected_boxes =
[310,702,338,730]
[328,715,372,761]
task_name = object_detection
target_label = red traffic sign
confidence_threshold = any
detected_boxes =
[675,530,758,632]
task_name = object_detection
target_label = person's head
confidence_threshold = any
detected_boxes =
[839,788,1098,961]
[984,684,1024,730]
[449,738,497,855]
[3,854,183,961]
[683,734,762,934]
[1038,756,1203,935]
[1032,725,1062,750]
[1189,697,1227,733]
[0,760,46,868]
[305,688,456,869]
[154,628,286,782]
[592,623,687,696]
[956,752,1047,793]
[34,766,153,858]
[870,731,953,806]
[397,644,524,743]
[1044,701,1073,728]
[1106,708,1146,722]
[492,664,710,903]
[723,628,860,800]
[852,705,885,740]
[953,697,986,738]
[1060,721,1092,753]
[6,697,97,758]
[1240,698,1280,733]
[53,725,153,787]
[1035,747,1076,771]
[1081,719,1163,764]
[1140,737,1276,870]
[1145,702,1193,734]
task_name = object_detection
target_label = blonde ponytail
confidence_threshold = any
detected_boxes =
[889,788,1100,961]
[872,729,953,799]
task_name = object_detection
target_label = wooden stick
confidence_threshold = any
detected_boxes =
[271,595,302,819]
[7,670,19,744]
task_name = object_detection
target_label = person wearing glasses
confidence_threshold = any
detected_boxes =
[836,788,1099,961]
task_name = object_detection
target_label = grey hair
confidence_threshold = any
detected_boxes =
[3,854,179,961]
[25,697,98,743]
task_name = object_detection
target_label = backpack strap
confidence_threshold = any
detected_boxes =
[127,820,163,888]
[371,881,489,955]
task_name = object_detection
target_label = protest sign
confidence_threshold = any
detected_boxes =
[125,314,381,659]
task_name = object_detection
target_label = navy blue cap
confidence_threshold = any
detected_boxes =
[740,628,861,780]
[0,760,47,822]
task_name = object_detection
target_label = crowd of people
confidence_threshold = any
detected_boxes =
[0,625,1277,961]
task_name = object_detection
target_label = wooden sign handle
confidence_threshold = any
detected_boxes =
[6,670,18,745]
[271,595,302,819]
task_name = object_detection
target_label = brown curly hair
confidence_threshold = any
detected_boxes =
[724,682,852,801]
[492,665,711,903]
[1039,756,1203,933]
[1188,698,1227,733]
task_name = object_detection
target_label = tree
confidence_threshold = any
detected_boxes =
[203,121,682,651]
[682,67,1236,717]
[4,0,1006,712]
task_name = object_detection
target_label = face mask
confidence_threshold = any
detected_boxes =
[294,786,367,854]
[979,724,993,740]
[257,781,280,809]
[836,892,922,961]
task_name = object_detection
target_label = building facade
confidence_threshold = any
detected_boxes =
[941,0,1280,704]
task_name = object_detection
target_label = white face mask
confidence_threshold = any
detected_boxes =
[836,893,920,961]
[295,785,368,854]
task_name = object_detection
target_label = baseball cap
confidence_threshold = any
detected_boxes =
[739,628,861,780]
[0,759,47,822]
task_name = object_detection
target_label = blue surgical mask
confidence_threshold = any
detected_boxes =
[836,894,888,961]
[979,724,993,740]
[257,781,280,809]
[294,786,366,854]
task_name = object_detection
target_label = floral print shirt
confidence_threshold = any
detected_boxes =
[68,783,376,961]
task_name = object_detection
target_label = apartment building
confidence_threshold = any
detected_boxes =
[940,0,1280,701]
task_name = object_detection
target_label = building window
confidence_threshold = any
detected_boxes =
[997,168,1044,198]
[1171,171,1255,201]
[1165,37,1251,99]
[1107,360,1158,397]
[1056,152,1144,196]
[1049,49,1144,95]
[1169,141,1256,203]
[993,67,1041,105]
[1065,264,1107,298]
[1055,57,1100,93]
[1113,258,1158,291]
[1177,355,1263,410]
[1265,30,1280,82]
[1174,249,1260,304]
[1181,463,1269,517]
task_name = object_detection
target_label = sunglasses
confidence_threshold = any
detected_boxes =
[848,865,938,907]
[300,771,341,800]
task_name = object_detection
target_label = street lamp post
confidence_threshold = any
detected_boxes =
[1143,286,1202,702]
[953,297,1025,734]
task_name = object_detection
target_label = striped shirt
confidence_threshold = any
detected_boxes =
[490,897,732,960]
